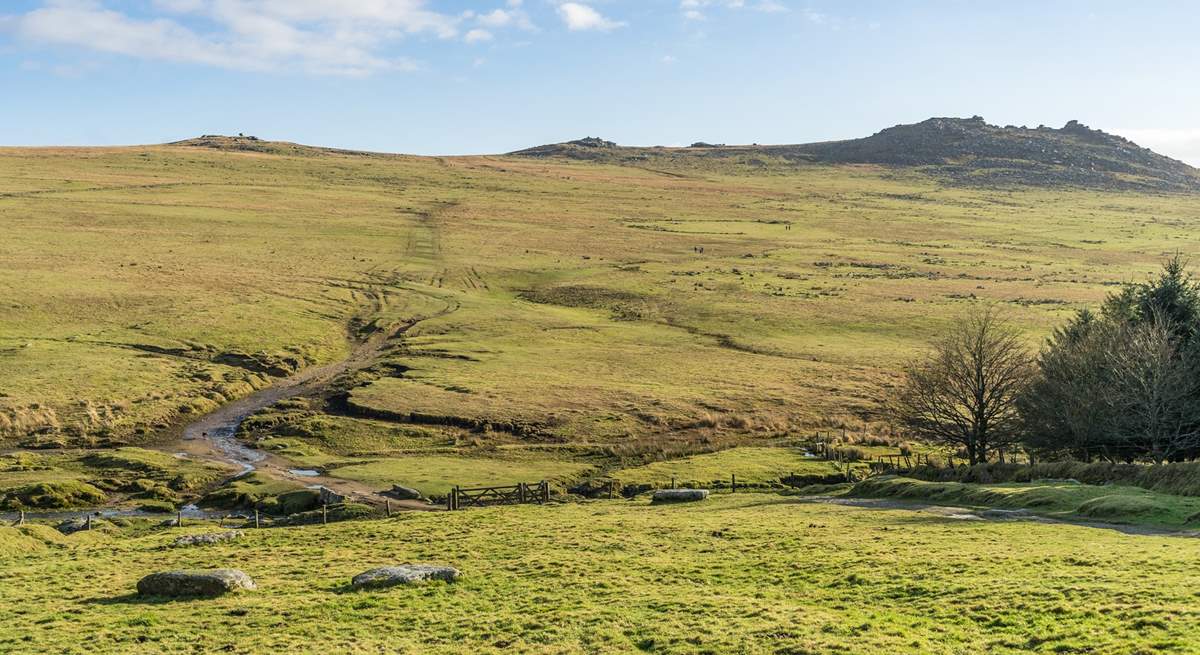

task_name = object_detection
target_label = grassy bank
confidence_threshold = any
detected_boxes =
[850,475,1200,528]
[2,494,1198,654]
[900,460,1200,497]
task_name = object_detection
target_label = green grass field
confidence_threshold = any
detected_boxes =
[2,493,1199,654]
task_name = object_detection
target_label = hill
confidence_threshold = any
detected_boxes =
[512,117,1200,191]
[3,134,1200,508]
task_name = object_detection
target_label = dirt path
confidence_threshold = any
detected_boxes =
[168,293,459,512]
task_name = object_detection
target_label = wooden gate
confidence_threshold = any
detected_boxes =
[448,480,550,511]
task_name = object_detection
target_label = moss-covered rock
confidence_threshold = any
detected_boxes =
[0,480,107,510]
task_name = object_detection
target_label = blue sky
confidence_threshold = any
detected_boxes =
[1,1,1198,162]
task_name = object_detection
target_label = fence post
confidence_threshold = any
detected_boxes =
[731,474,737,494]
[519,483,527,504]
[321,503,328,525]
[86,514,93,531]
[541,481,549,504]
[608,480,614,499]
[385,499,391,518]
[175,511,181,528]
[671,476,676,489]
[17,510,24,526]
[254,509,261,529]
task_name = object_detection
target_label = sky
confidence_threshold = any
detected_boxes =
[1,0,1198,163]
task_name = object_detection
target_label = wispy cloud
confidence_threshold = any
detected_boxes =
[678,0,787,21]
[557,3,625,32]
[6,0,533,76]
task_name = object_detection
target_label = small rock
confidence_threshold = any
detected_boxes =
[351,565,461,589]
[56,517,101,535]
[137,570,256,597]
[651,489,710,504]
[171,531,243,547]
[389,485,423,501]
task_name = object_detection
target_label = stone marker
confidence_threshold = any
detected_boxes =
[351,565,461,589]
[389,485,423,501]
[651,489,710,504]
[137,569,256,597]
[171,530,243,548]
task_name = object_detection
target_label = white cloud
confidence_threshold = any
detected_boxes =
[464,28,493,44]
[9,0,533,76]
[472,6,535,31]
[1109,128,1200,167]
[678,1,786,20]
[756,1,789,13]
[557,3,624,32]
[802,8,828,24]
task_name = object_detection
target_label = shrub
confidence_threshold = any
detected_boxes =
[832,446,868,462]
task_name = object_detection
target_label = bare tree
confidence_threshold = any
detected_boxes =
[891,307,1032,464]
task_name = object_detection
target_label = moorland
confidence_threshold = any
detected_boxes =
[3,117,1200,653]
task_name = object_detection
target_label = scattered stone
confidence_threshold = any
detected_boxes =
[389,485,423,501]
[171,530,243,548]
[137,569,256,597]
[351,565,461,589]
[651,489,710,504]
[318,486,347,505]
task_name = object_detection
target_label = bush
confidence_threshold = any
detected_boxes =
[832,446,868,462]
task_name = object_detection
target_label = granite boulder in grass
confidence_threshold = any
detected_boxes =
[651,489,710,504]
[137,569,256,597]
[351,565,461,589]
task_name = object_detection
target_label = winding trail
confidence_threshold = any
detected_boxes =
[168,296,459,512]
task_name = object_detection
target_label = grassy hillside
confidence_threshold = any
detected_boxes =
[4,140,1200,496]
[2,494,1198,654]
[2,141,1200,448]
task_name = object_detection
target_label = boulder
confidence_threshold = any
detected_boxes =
[56,517,102,535]
[137,569,256,597]
[389,485,423,501]
[651,489,709,504]
[171,531,243,548]
[318,487,347,505]
[351,565,461,589]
